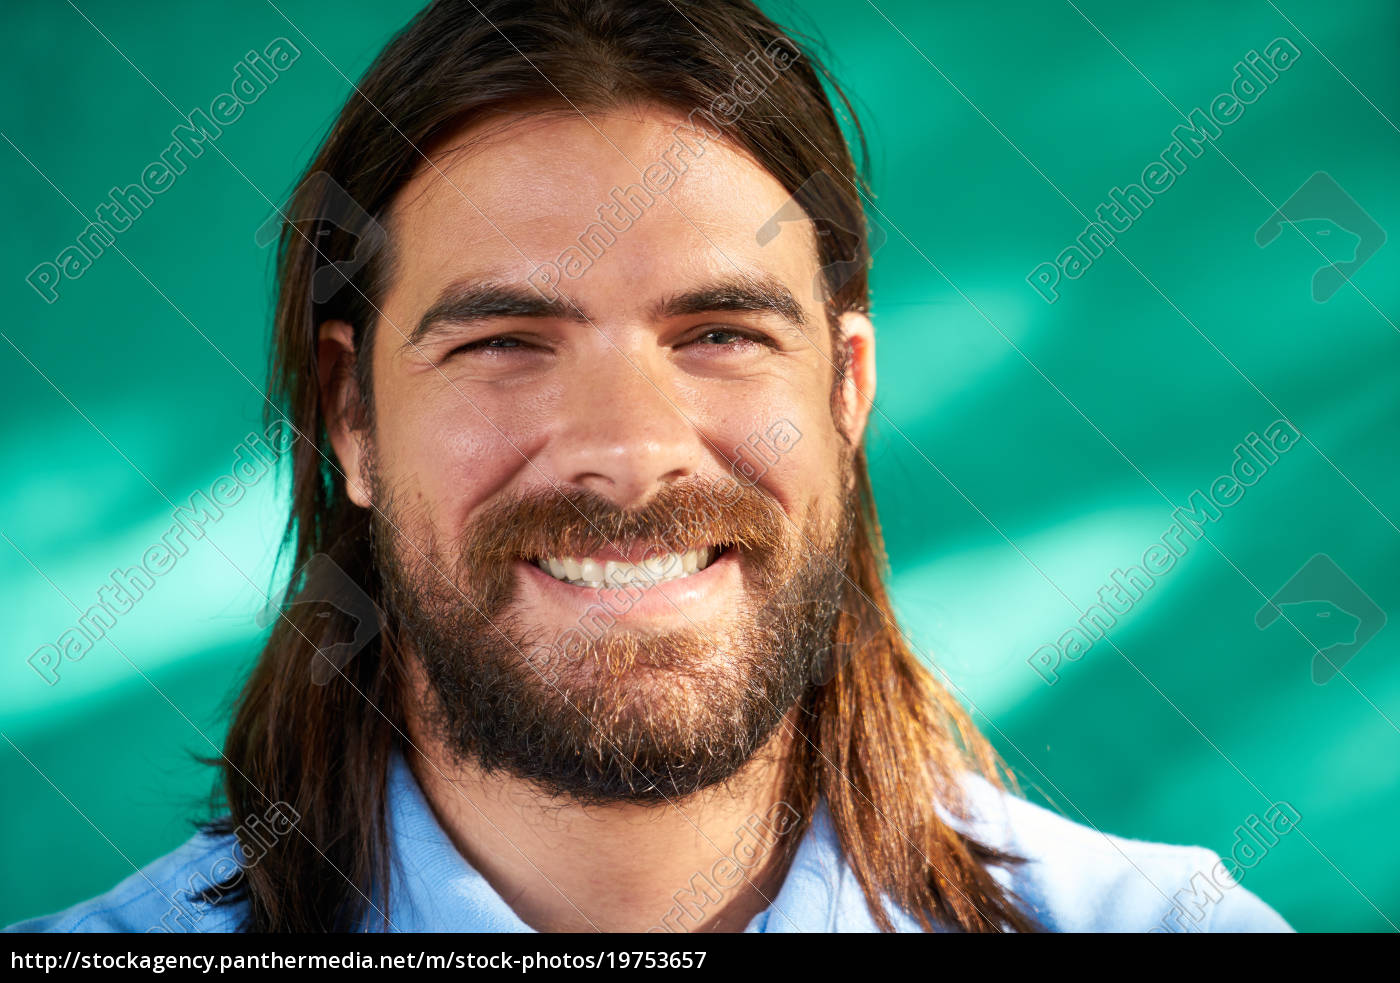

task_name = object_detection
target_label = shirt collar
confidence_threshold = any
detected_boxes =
[382,748,533,932]
[379,747,899,933]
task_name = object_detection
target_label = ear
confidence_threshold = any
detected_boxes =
[835,310,875,447]
[318,319,373,508]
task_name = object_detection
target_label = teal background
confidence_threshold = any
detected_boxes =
[2,0,1396,932]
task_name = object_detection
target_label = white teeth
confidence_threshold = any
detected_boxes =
[644,552,676,579]
[536,546,722,587]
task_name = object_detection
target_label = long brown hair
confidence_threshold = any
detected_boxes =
[215,0,1037,932]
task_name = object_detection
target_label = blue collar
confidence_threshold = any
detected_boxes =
[377,748,910,932]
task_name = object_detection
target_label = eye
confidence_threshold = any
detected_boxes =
[689,328,768,349]
[698,329,743,345]
[451,335,526,356]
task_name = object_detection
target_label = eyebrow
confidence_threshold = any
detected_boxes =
[407,284,583,348]
[652,274,808,329]
[405,272,808,350]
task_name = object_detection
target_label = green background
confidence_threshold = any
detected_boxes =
[2,0,1396,932]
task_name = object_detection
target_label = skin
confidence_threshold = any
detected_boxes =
[320,104,875,932]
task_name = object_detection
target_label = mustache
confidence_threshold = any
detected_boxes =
[456,476,789,571]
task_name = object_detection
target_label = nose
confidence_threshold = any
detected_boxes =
[537,345,703,507]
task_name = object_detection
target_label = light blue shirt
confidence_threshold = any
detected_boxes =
[6,750,1291,933]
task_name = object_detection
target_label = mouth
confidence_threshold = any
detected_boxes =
[531,545,727,589]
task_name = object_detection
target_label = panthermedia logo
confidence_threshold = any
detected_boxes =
[1255,172,1386,302]
[1255,553,1386,684]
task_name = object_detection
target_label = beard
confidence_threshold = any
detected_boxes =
[369,454,855,805]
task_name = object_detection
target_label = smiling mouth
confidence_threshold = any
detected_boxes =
[531,545,726,589]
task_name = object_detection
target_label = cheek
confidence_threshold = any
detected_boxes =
[761,423,845,521]
[707,392,842,521]
[371,379,552,533]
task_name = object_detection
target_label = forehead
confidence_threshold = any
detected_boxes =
[381,105,822,322]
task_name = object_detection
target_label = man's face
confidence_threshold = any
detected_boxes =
[324,105,875,801]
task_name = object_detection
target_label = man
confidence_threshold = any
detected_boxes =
[10,0,1289,933]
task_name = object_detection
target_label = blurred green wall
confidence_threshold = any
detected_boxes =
[2,0,1396,931]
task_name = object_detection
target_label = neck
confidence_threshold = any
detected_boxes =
[402,708,802,933]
